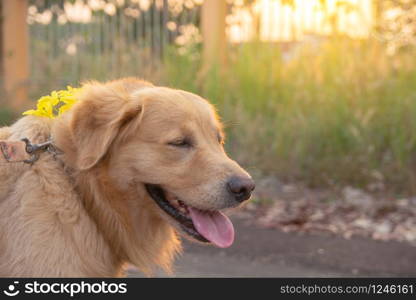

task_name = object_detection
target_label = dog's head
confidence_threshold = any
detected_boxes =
[54,78,254,250]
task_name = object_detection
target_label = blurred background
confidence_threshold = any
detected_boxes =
[1,0,416,276]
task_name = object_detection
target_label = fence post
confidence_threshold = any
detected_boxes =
[1,0,29,110]
[201,0,226,70]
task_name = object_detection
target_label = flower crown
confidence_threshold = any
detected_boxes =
[23,86,80,119]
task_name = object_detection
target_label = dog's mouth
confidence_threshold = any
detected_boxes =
[145,184,234,248]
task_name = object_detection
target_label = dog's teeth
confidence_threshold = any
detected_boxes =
[175,200,189,214]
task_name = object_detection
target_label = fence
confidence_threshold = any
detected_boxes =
[28,0,202,93]
[0,0,375,109]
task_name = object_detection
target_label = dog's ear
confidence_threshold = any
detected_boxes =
[69,83,143,170]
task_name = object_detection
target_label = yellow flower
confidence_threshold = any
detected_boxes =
[23,86,80,119]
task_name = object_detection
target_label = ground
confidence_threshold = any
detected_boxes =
[129,217,416,277]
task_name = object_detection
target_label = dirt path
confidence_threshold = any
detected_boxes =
[129,217,416,277]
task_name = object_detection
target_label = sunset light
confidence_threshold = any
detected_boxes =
[227,0,374,42]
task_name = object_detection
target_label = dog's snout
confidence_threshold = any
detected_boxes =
[227,176,255,202]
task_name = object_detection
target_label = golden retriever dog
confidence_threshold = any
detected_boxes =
[0,78,254,277]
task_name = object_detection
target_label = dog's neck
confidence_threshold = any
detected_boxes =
[50,117,181,275]
[74,162,181,275]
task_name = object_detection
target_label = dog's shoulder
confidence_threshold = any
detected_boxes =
[0,116,98,276]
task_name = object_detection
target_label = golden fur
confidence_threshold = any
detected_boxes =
[0,78,251,277]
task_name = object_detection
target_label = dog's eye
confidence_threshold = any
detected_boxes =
[167,138,191,148]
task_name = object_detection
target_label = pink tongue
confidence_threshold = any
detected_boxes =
[188,207,234,248]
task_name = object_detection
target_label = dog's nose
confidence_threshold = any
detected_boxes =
[227,176,255,202]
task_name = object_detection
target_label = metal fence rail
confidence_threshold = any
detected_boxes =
[28,0,201,91]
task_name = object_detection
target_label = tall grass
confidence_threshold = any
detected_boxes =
[164,38,416,195]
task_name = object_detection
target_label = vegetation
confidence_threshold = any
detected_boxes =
[165,38,416,195]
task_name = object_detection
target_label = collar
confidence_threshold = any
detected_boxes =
[0,137,63,165]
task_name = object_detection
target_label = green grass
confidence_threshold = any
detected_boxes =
[164,38,416,195]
